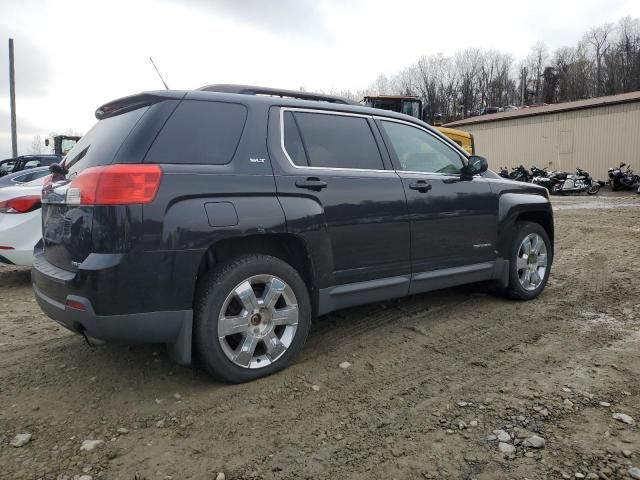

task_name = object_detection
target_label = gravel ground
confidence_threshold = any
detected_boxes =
[1,193,639,480]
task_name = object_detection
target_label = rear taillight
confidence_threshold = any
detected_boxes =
[65,299,86,311]
[66,164,162,205]
[0,195,42,213]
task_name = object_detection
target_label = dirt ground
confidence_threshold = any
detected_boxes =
[1,193,640,480]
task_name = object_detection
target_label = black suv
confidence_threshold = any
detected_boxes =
[33,85,553,383]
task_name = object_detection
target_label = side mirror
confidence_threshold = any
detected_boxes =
[44,139,50,147]
[466,155,488,175]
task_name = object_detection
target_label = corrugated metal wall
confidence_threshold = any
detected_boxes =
[462,102,640,180]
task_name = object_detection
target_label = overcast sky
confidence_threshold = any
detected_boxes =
[1,0,639,157]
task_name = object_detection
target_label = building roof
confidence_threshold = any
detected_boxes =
[444,90,640,127]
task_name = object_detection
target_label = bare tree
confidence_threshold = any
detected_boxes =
[525,42,549,103]
[371,74,392,95]
[585,23,614,95]
[30,134,44,154]
[359,15,639,123]
[455,48,482,117]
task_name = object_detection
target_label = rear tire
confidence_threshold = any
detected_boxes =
[194,254,311,383]
[503,222,552,300]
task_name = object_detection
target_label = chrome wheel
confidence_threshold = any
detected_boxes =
[218,274,299,369]
[516,233,548,291]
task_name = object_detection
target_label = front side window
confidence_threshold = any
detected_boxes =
[381,120,464,174]
[287,111,384,170]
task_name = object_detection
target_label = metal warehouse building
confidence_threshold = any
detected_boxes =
[444,91,640,180]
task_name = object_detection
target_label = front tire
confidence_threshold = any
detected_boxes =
[504,222,552,300]
[587,184,600,195]
[194,254,311,383]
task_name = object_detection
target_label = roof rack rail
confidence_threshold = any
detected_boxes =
[198,84,359,105]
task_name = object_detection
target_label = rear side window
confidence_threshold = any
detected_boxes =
[148,100,247,165]
[290,111,383,170]
[283,112,308,166]
[64,106,149,175]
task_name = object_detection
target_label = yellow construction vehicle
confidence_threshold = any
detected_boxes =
[44,135,81,155]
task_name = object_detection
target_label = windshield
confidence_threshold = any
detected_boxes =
[401,100,421,119]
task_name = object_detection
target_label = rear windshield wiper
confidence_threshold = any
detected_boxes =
[49,163,68,176]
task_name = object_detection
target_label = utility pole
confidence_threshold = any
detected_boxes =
[9,38,18,157]
[520,66,527,107]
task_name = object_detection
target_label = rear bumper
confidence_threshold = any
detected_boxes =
[0,249,35,266]
[0,209,41,266]
[32,251,193,364]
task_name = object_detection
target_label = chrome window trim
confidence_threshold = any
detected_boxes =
[279,107,394,174]
[397,170,466,177]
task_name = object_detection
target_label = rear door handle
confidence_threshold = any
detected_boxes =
[295,177,327,191]
[408,180,432,192]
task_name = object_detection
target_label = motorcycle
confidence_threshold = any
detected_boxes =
[498,167,510,179]
[530,166,554,191]
[509,165,532,182]
[608,162,640,191]
[551,167,600,195]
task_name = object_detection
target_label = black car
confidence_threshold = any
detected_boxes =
[32,85,554,383]
[0,154,63,177]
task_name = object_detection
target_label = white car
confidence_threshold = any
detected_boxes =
[0,176,46,266]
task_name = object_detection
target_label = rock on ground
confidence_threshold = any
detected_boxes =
[612,412,635,425]
[498,442,516,454]
[80,439,104,452]
[523,435,546,448]
[10,433,32,447]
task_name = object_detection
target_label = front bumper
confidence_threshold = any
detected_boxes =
[32,251,193,364]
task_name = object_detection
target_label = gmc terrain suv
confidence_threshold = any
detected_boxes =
[33,85,554,383]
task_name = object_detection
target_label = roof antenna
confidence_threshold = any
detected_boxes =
[149,57,170,90]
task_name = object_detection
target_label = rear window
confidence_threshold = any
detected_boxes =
[291,111,383,170]
[64,106,149,175]
[283,112,308,166]
[147,100,247,165]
